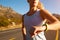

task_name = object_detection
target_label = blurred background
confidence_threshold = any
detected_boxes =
[0,0,60,40]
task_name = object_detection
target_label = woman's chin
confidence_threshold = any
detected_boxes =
[33,5,37,7]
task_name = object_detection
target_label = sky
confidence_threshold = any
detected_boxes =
[0,0,60,15]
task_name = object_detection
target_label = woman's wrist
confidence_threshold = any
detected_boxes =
[42,23,48,31]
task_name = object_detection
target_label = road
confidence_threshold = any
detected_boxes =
[0,28,60,40]
[0,28,23,40]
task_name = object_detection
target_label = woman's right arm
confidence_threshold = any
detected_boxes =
[22,15,26,40]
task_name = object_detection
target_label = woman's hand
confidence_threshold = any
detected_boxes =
[34,26,46,33]
[29,26,46,37]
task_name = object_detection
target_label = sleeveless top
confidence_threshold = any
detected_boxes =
[24,9,46,40]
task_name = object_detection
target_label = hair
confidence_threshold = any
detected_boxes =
[27,0,44,9]
[37,2,44,9]
[27,0,29,3]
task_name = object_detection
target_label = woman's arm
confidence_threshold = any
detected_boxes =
[22,25,26,40]
[22,15,26,40]
[47,22,60,30]
[40,9,58,23]
[40,9,60,30]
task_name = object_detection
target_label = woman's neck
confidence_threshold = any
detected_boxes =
[30,6,37,12]
[27,6,37,16]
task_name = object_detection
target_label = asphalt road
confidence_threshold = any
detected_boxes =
[0,28,23,40]
[0,28,60,40]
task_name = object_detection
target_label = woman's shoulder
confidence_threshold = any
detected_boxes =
[23,13,27,17]
[23,12,29,16]
[40,9,51,15]
[40,9,51,14]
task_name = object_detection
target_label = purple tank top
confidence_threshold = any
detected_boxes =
[24,9,46,40]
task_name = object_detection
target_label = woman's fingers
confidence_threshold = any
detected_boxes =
[33,26,46,31]
[30,26,46,37]
[29,27,35,36]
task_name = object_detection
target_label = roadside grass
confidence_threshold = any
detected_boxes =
[0,24,22,31]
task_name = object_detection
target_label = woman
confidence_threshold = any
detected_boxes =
[22,0,60,40]
[37,2,60,30]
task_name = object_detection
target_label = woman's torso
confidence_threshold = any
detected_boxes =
[24,9,46,40]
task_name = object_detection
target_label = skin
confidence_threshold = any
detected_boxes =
[22,0,60,39]
[27,0,39,16]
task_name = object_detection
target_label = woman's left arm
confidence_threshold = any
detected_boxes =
[40,9,60,30]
